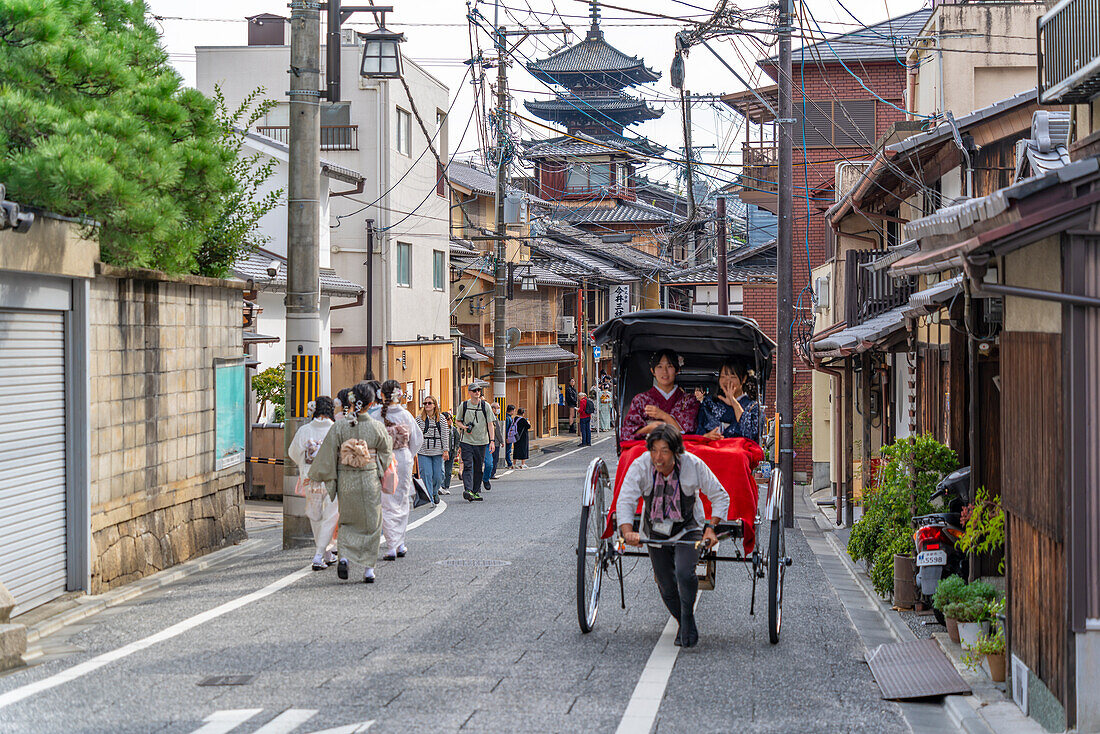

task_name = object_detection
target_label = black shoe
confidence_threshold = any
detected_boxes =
[463,491,475,502]
[396,547,406,558]
[469,491,484,501]
[483,480,491,491]
[674,629,682,647]
[680,617,699,648]
[336,559,348,580]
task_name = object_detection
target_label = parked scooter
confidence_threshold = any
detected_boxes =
[913,466,971,621]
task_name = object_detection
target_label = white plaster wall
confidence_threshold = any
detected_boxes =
[1004,236,1062,334]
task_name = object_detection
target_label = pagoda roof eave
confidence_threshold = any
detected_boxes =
[524,35,660,85]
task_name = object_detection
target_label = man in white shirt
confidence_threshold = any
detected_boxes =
[617,424,726,648]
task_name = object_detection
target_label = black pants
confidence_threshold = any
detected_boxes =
[648,530,702,633]
[460,442,486,495]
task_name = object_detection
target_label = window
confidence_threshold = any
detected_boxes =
[794,99,877,148]
[396,242,411,286]
[436,161,446,197]
[692,285,744,314]
[396,107,411,155]
[565,162,612,191]
[432,250,445,290]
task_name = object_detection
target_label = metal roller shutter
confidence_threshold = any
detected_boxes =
[0,309,67,614]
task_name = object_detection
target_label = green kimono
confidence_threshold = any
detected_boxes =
[308,414,394,570]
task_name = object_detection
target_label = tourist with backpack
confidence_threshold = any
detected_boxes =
[415,395,450,505]
[455,381,495,502]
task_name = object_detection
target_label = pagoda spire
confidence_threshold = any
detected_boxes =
[587,0,602,40]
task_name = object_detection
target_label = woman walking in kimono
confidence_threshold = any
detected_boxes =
[309,381,393,584]
[597,381,613,433]
[289,395,339,570]
[379,380,423,561]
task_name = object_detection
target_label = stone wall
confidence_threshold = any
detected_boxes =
[88,264,247,593]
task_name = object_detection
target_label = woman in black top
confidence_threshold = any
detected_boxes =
[512,408,531,468]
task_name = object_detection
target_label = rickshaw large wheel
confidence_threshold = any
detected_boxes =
[577,458,610,633]
[767,517,786,644]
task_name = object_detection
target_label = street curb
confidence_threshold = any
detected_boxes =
[944,695,995,734]
[21,537,265,649]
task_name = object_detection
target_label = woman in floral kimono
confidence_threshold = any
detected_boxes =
[379,380,424,561]
[309,381,394,584]
[620,349,700,440]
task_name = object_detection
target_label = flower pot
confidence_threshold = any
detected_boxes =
[945,616,960,643]
[986,652,1006,682]
[893,555,918,609]
[958,621,982,649]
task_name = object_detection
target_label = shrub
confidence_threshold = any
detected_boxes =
[943,598,986,623]
[966,580,998,604]
[847,435,959,596]
[957,485,1005,574]
[932,575,968,611]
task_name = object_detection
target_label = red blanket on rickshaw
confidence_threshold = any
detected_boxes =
[601,436,764,553]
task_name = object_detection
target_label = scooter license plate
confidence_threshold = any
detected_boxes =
[916,550,947,566]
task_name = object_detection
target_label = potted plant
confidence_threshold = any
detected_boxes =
[847,436,958,598]
[963,628,1006,682]
[986,597,1005,636]
[932,575,968,642]
[944,598,987,648]
[957,485,1005,573]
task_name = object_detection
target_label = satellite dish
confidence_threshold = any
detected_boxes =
[505,327,521,350]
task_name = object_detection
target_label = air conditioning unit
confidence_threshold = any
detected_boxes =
[341,28,359,46]
[559,316,576,335]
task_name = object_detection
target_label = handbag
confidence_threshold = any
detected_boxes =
[411,473,433,508]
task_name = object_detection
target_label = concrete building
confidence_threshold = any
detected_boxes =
[908,1,1048,121]
[197,17,452,404]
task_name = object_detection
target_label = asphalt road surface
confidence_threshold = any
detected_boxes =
[0,436,918,733]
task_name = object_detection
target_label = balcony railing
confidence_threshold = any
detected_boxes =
[844,250,914,327]
[1039,0,1100,103]
[255,125,359,151]
[739,141,777,191]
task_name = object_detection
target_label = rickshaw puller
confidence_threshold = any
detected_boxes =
[617,424,727,648]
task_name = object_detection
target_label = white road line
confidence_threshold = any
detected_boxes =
[190,708,263,734]
[614,617,680,734]
[308,722,374,734]
[530,435,613,470]
[252,708,318,734]
[0,501,450,711]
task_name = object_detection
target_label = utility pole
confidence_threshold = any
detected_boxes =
[777,0,795,529]
[284,0,323,548]
[492,22,508,413]
[716,196,728,316]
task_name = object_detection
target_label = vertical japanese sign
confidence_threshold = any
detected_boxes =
[610,284,631,319]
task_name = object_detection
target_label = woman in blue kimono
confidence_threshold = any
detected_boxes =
[698,358,762,442]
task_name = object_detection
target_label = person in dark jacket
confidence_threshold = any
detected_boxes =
[565,377,578,433]
[513,408,531,468]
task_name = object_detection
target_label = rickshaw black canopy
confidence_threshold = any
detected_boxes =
[593,310,776,439]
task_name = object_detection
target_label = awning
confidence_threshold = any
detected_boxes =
[812,304,909,358]
[244,331,280,344]
[903,275,964,317]
[462,347,490,362]
[505,343,580,365]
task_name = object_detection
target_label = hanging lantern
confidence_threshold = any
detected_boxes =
[359,27,405,79]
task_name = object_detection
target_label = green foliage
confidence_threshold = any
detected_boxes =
[962,627,1006,669]
[966,580,998,603]
[195,86,282,278]
[932,575,968,611]
[957,485,1005,574]
[252,364,285,423]
[943,598,986,623]
[0,2,279,276]
[847,435,959,596]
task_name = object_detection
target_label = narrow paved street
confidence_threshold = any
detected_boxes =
[1,439,930,733]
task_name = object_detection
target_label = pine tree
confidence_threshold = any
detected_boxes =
[0,0,262,275]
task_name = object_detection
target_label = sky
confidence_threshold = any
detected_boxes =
[146,0,927,190]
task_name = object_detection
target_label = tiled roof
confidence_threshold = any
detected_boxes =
[549,200,683,225]
[728,238,777,267]
[234,249,363,298]
[526,32,659,83]
[454,248,576,288]
[532,238,635,283]
[450,238,477,256]
[662,262,777,285]
[524,96,662,122]
[762,9,933,66]
[543,220,671,273]
[812,304,909,357]
[505,343,580,365]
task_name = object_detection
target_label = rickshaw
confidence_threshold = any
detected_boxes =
[575,310,791,643]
